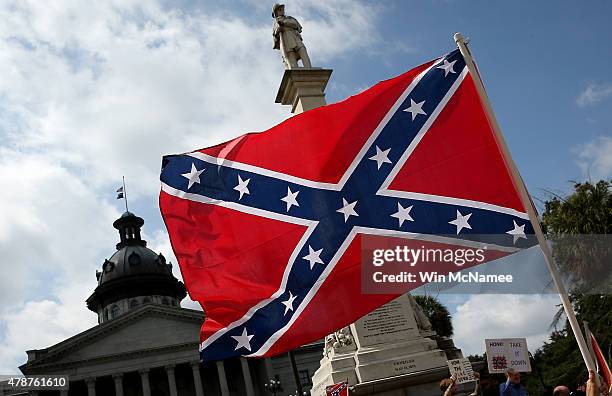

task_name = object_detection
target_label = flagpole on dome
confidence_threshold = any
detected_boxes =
[117,176,129,213]
[452,32,598,375]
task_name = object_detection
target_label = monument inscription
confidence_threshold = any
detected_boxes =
[351,294,420,348]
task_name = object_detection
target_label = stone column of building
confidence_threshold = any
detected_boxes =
[112,373,124,396]
[264,357,274,380]
[240,358,255,396]
[85,378,96,396]
[139,369,152,396]
[165,365,178,396]
[216,361,230,396]
[190,361,205,396]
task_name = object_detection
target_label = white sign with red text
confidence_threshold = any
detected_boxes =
[485,338,531,373]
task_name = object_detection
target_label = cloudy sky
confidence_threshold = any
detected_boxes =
[1,0,611,374]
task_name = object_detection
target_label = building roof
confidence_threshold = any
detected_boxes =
[86,212,186,312]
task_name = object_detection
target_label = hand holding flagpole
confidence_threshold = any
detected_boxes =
[453,32,597,375]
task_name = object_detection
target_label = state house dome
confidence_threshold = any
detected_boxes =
[86,211,187,323]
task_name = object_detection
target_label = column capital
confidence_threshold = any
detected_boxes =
[189,361,201,368]
[85,377,97,385]
[164,364,176,371]
[112,373,123,380]
[138,368,150,375]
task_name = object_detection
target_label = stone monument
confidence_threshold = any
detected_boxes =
[271,7,463,394]
[311,294,461,396]
[273,3,332,113]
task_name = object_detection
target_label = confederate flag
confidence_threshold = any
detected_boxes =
[326,382,349,396]
[160,48,534,361]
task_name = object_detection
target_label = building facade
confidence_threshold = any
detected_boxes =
[13,212,323,396]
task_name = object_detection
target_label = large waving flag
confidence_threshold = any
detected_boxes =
[160,48,535,361]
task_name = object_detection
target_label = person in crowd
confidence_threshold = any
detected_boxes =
[441,373,481,396]
[553,385,570,396]
[499,368,528,396]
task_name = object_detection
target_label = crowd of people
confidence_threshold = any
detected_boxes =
[440,368,609,396]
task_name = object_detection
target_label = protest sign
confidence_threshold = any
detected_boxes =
[485,338,531,373]
[447,358,476,384]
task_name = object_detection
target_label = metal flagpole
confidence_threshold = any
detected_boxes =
[122,176,129,213]
[453,32,597,373]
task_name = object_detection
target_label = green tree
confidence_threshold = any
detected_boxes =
[534,180,612,389]
[414,295,453,337]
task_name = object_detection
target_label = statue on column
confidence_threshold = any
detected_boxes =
[272,3,313,69]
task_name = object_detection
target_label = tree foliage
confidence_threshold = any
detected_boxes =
[414,295,453,338]
[534,180,612,390]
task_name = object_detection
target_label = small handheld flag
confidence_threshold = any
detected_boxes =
[326,382,348,396]
[588,328,612,390]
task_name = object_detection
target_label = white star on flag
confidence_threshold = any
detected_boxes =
[368,146,392,169]
[281,292,297,315]
[231,327,254,351]
[281,187,300,212]
[234,175,251,200]
[403,98,427,121]
[181,163,204,189]
[391,202,414,227]
[337,198,359,222]
[506,220,527,243]
[302,245,324,269]
[449,210,472,234]
[436,59,457,77]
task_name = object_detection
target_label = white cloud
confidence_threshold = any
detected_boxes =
[452,294,560,356]
[577,83,612,107]
[574,136,612,180]
[0,0,393,373]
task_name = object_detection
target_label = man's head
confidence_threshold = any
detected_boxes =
[507,368,521,385]
[272,3,285,17]
[553,385,570,396]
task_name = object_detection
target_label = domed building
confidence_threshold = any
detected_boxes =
[86,212,186,323]
[16,212,324,396]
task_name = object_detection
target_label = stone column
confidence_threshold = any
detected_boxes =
[60,390,69,396]
[190,361,205,396]
[240,358,255,396]
[216,361,230,396]
[275,68,333,114]
[112,373,124,396]
[139,369,151,396]
[165,365,178,396]
[85,378,96,396]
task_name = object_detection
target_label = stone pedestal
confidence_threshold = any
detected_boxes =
[275,68,332,113]
[310,335,358,396]
[311,294,454,396]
